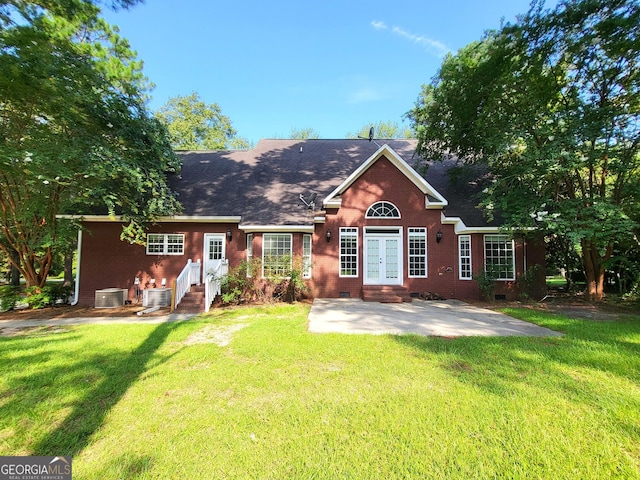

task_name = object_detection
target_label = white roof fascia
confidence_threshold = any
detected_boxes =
[425,197,447,210]
[239,224,315,233]
[323,198,342,209]
[58,215,242,223]
[441,212,500,234]
[323,143,447,208]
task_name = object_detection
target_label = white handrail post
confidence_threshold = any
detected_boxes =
[192,259,201,286]
[204,259,229,313]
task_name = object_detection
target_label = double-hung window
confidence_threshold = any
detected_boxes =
[246,233,253,277]
[146,234,184,255]
[302,234,312,279]
[484,235,515,280]
[262,233,292,277]
[459,235,472,280]
[339,227,358,277]
[408,228,427,277]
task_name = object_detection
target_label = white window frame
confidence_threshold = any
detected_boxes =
[262,233,292,278]
[408,227,427,278]
[302,234,312,279]
[246,233,253,277]
[365,201,401,219]
[339,227,358,277]
[483,234,515,281]
[146,233,185,255]
[458,235,472,280]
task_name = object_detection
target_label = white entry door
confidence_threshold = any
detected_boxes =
[364,229,402,285]
[204,233,226,277]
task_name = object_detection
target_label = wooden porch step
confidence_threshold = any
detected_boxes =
[175,287,205,312]
[361,286,412,303]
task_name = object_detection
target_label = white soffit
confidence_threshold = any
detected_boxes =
[239,224,315,233]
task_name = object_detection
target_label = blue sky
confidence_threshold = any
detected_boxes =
[103,0,557,145]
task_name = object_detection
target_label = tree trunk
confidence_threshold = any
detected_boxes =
[8,248,20,286]
[13,246,52,289]
[63,247,74,287]
[582,240,606,301]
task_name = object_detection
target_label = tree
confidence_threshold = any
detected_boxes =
[346,121,414,139]
[156,92,250,150]
[0,0,181,288]
[409,0,640,300]
[289,127,321,139]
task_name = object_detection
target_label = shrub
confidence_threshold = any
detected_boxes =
[25,284,73,309]
[271,255,309,303]
[218,259,263,305]
[473,269,498,301]
[0,285,21,312]
[216,256,309,306]
[516,264,544,301]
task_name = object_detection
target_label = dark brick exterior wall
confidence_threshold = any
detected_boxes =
[309,156,470,299]
[306,156,546,301]
[77,222,243,306]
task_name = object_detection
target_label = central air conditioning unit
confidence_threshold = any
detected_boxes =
[95,288,128,308]
[142,288,172,307]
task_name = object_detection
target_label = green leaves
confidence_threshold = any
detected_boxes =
[156,92,250,150]
[408,0,640,298]
[0,0,181,286]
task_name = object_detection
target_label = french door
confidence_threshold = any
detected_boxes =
[364,228,402,285]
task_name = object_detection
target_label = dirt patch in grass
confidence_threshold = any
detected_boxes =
[0,325,72,337]
[0,304,171,321]
[468,295,638,321]
[183,324,249,346]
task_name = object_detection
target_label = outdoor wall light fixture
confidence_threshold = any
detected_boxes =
[226,229,232,242]
[161,278,167,288]
[326,230,331,242]
[436,230,443,243]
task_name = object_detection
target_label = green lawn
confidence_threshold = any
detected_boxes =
[1,304,639,479]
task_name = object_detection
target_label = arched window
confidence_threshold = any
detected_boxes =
[365,201,400,218]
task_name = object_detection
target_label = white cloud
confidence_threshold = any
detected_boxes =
[371,21,451,58]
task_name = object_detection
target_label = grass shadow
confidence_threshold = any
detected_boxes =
[393,309,640,415]
[29,322,181,456]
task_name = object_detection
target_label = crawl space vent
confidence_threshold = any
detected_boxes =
[95,288,127,308]
[143,288,172,307]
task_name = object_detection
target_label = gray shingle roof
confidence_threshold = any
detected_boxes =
[169,139,496,227]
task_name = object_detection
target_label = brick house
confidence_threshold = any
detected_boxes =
[71,139,545,309]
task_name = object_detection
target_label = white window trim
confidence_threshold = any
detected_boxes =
[408,227,427,278]
[246,233,253,277]
[365,201,401,219]
[303,234,312,279]
[458,235,472,280]
[483,234,515,281]
[262,233,293,278]
[146,233,185,255]
[339,227,359,278]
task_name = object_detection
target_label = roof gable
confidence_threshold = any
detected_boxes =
[323,144,447,209]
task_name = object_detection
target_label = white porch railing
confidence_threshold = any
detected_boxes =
[174,258,201,309]
[205,259,229,312]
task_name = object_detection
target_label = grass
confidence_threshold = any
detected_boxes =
[1,304,639,479]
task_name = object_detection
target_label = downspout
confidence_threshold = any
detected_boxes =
[71,229,83,306]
